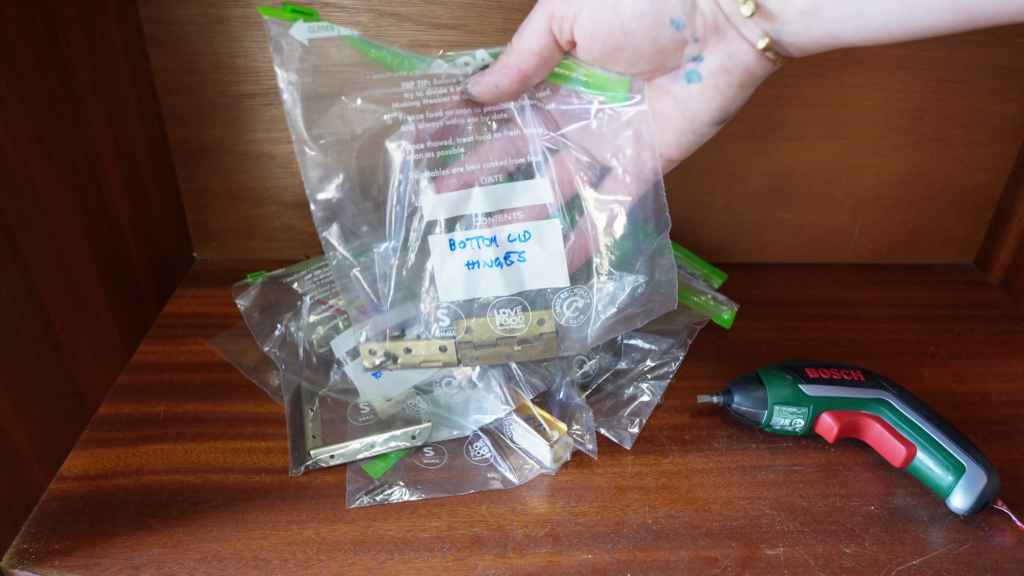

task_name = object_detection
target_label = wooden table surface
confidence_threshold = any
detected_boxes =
[4,261,1023,575]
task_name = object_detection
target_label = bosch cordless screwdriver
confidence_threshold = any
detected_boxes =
[699,360,1001,516]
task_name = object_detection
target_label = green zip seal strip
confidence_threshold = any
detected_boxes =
[257,4,632,103]
[361,447,413,480]
[678,283,736,329]
[671,241,728,289]
[669,241,735,329]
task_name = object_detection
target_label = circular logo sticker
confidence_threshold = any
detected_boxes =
[346,401,380,425]
[464,431,496,465]
[411,444,448,468]
[423,303,465,341]
[401,391,432,416]
[433,369,468,402]
[570,349,600,382]
[552,286,594,327]
[487,297,532,336]
[502,416,533,448]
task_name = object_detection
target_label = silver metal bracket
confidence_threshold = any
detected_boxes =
[288,382,430,470]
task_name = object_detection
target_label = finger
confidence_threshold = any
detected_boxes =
[465,134,603,230]
[392,97,477,153]
[466,0,576,104]
[431,120,533,193]
[432,101,565,194]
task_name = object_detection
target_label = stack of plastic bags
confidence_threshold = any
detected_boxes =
[206,4,739,507]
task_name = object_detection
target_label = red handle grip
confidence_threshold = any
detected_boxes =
[813,411,917,468]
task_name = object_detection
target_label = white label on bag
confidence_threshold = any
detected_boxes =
[421,178,554,221]
[288,20,355,46]
[342,360,438,402]
[427,219,570,302]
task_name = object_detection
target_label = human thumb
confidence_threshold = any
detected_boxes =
[466,0,575,103]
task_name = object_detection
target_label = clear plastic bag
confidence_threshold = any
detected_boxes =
[510,359,600,459]
[520,251,739,451]
[209,317,573,504]
[207,322,286,405]
[343,255,738,504]
[586,259,738,449]
[583,320,707,450]
[346,400,573,507]
[230,258,537,475]
[258,4,677,375]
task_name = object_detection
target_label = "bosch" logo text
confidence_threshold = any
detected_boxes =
[805,367,865,381]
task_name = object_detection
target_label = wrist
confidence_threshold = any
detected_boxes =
[753,0,835,57]
[710,0,829,58]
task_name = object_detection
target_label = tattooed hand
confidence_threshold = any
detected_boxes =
[465,0,776,175]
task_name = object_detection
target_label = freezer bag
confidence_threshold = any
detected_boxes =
[207,312,574,499]
[522,247,739,450]
[258,4,677,374]
[229,258,531,475]
[346,396,574,508]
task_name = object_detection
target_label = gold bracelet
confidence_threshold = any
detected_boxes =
[736,0,791,66]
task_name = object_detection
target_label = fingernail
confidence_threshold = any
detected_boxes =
[464,71,486,99]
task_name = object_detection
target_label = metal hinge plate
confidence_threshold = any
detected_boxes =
[288,382,431,470]
[358,339,458,370]
[357,310,559,369]
[456,310,557,365]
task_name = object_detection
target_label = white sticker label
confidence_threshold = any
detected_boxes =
[288,20,355,46]
[427,219,570,302]
[769,405,810,432]
[342,361,438,402]
[421,178,554,221]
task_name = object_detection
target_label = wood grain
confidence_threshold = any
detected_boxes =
[134,0,1024,262]
[4,260,1023,575]
[977,139,1024,308]
[0,0,193,554]
[668,25,1024,264]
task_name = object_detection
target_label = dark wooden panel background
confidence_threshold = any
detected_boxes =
[135,0,1024,262]
[0,0,193,554]
[977,140,1024,309]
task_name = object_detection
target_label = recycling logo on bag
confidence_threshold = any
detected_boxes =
[571,349,600,382]
[433,369,467,402]
[502,416,533,449]
[553,286,594,327]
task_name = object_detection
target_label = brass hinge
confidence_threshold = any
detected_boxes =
[358,339,459,370]
[358,310,558,369]
[456,310,557,365]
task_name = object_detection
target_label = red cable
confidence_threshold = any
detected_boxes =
[993,497,1024,531]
